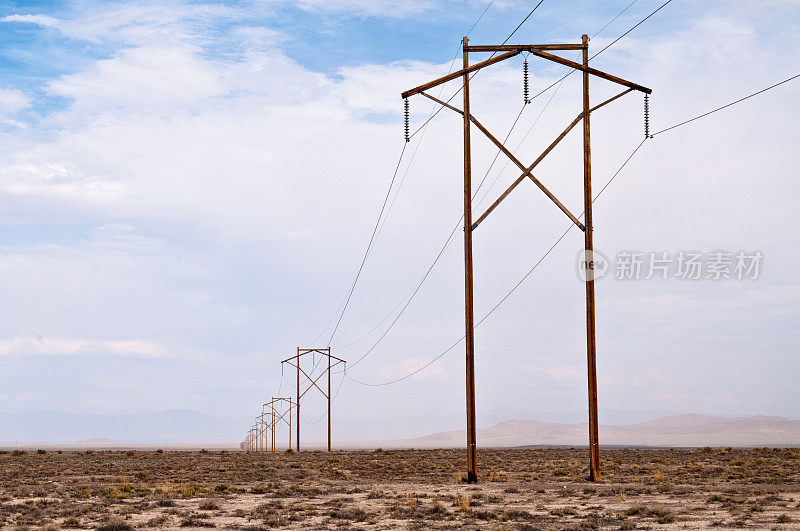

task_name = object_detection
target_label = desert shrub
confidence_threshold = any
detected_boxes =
[37,449,46,454]
[488,471,508,482]
[72,485,92,499]
[62,517,81,528]
[155,449,164,454]
[96,518,134,531]
[426,498,448,515]
[143,515,171,527]
[406,493,417,510]
[198,499,220,511]
[456,492,470,512]
[777,514,792,523]
[627,506,675,524]
[179,515,215,527]
[329,507,369,521]
[12,450,26,456]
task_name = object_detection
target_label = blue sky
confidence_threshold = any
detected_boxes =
[0,0,799,442]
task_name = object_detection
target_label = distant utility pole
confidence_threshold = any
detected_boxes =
[402,35,651,483]
[267,397,296,452]
[257,411,273,452]
[249,425,258,453]
[281,348,346,452]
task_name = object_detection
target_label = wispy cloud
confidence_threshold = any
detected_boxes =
[0,336,169,359]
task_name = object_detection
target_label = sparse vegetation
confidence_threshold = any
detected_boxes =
[0,448,797,528]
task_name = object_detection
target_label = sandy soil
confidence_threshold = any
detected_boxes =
[1,447,799,529]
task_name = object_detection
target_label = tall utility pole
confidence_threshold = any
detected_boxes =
[580,34,601,481]
[402,35,650,483]
[281,348,346,452]
[461,36,478,484]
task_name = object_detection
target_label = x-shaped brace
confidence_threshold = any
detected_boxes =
[419,86,633,231]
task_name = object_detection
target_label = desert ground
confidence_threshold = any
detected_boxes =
[1,447,799,529]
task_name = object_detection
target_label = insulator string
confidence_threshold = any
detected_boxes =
[644,93,651,138]
[403,98,410,143]
[523,58,530,105]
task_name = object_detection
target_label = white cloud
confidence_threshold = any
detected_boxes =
[0,87,31,125]
[261,0,435,17]
[0,14,60,28]
[46,44,224,110]
[0,336,168,359]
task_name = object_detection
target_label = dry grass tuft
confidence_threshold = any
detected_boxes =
[457,492,470,512]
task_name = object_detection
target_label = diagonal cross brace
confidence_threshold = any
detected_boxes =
[298,365,329,399]
[420,91,584,231]
[472,87,633,229]
[421,86,635,231]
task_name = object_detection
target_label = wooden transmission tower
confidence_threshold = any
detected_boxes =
[401,35,651,483]
[281,347,346,452]
[265,397,295,452]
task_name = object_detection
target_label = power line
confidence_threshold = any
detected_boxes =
[331,1,548,358]
[263,0,504,431]
[592,0,639,39]
[408,0,547,139]
[526,0,671,105]
[475,0,641,208]
[345,136,649,387]
[345,67,800,387]
[336,0,665,371]
[322,0,501,346]
[652,73,799,136]
[590,0,672,59]
[325,142,408,345]
[466,0,496,36]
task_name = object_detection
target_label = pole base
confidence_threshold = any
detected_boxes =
[466,471,478,484]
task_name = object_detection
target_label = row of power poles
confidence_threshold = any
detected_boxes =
[244,34,651,485]
[243,348,346,453]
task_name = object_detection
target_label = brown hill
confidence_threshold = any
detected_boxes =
[386,414,800,448]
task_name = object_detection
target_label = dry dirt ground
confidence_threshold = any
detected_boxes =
[1,448,799,529]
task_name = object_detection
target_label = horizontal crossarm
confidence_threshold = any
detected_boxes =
[465,44,584,52]
[282,351,346,364]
